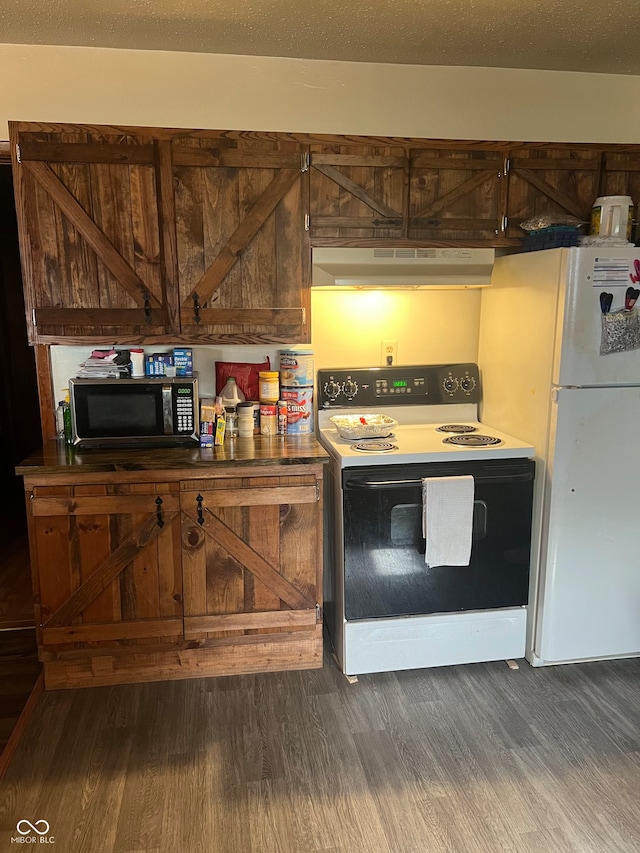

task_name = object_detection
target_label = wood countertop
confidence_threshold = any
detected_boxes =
[16,435,329,483]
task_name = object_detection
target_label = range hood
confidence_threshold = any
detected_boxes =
[312,247,495,287]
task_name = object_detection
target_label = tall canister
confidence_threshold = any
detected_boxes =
[279,350,314,434]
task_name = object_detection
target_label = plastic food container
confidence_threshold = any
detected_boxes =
[258,371,280,403]
[329,414,398,440]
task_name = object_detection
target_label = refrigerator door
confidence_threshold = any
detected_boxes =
[555,247,640,387]
[533,386,640,664]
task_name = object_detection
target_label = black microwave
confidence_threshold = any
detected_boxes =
[68,377,199,448]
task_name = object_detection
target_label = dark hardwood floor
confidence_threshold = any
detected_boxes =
[1,638,640,852]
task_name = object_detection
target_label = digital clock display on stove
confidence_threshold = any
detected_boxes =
[392,380,408,387]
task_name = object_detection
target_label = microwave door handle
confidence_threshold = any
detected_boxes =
[345,472,534,490]
[162,384,173,434]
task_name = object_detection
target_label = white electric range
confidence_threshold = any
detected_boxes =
[317,363,536,676]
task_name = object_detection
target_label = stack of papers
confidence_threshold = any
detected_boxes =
[76,349,131,379]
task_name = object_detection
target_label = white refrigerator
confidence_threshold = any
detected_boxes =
[478,246,640,666]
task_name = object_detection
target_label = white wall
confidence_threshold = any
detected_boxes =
[2,43,640,143]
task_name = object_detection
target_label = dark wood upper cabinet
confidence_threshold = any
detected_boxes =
[505,146,602,239]
[10,123,310,346]
[11,125,167,344]
[9,123,640,348]
[171,135,309,344]
[599,151,640,206]
[408,147,506,243]
[310,139,640,248]
[309,142,407,242]
[310,143,508,246]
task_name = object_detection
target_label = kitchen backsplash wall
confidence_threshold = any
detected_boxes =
[49,289,481,403]
[311,289,481,370]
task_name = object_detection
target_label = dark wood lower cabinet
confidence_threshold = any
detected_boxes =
[22,464,324,689]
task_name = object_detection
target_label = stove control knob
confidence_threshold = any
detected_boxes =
[343,379,359,399]
[460,376,476,394]
[323,380,342,400]
[443,376,459,395]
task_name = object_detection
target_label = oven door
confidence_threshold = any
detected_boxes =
[342,458,535,620]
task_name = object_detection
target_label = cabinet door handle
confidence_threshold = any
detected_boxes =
[192,293,201,324]
[372,218,403,227]
[196,493,205,525]
[143,290,152,324]
[155,495,164,527]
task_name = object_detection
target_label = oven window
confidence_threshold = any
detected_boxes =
[342,461,534,620]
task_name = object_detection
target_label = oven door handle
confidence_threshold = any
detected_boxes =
[344,472,534,490]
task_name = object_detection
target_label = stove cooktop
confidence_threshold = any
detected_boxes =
[318,419,535,467]
[316,363,535,467]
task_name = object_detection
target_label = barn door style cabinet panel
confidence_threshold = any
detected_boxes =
[504,146,603,241]
[10,122,310,346]
[309,141,408,241]
[180,474,320,642]
[11,125,168,343]
[599,151,640,207]
[29,481,184,686]
[171,136,309,343]
[22,462,324,689]
[10,122,640,348]
[309,142,506,245]
[408,147,505,243]
[309,139,640,247]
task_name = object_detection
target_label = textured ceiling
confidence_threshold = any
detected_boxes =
[2,0,640,75]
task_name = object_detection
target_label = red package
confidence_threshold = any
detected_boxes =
[215,358,271,401]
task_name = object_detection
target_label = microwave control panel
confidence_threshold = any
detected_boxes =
[172,383,197,434]
[317,363,480,408]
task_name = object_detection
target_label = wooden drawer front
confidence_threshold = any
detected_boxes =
[31,483,182,649]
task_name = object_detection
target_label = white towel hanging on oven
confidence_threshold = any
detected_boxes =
[422,475,474,567]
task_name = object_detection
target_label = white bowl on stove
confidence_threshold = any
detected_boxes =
[329,414,398,440]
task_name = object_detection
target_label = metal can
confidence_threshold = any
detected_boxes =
[279,350,314,386]
[280,386,313,434]
[277,400,288,435]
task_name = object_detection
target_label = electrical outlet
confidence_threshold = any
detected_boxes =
[381,340,398,366]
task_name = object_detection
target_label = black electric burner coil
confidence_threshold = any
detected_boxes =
[442,434,502,447]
